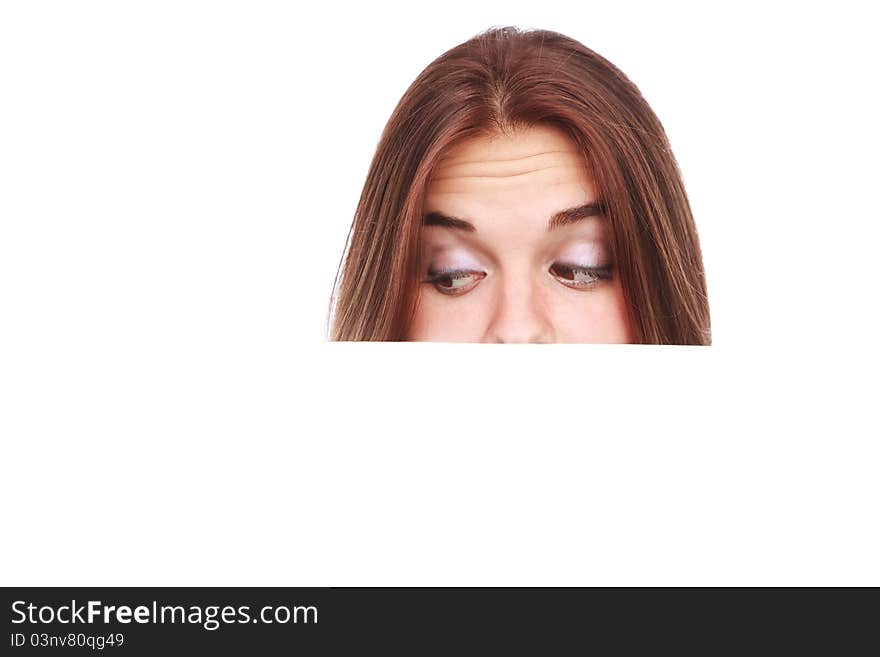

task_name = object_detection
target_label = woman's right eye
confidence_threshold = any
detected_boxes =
[424,269,486,296]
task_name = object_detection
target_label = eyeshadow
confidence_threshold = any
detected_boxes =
[555,241,609,265]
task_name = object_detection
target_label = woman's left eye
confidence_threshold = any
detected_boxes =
[549,263,613,290]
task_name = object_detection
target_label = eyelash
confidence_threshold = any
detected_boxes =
[424,268,486,296]
[549,262,614,290]
[423,263,613,296]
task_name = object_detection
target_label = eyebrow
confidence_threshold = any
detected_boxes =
[423,201,606,232]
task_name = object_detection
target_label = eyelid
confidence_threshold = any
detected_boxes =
[420,231,498,268]
[424,267,486,296]
[549,262,613,289]
[552,259,606,270]
[552,244,609,265]
[424,264,486,276]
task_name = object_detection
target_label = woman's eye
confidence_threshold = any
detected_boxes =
[424,269,486,296]
[549,263,613,290]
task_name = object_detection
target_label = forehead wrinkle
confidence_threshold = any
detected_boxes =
[433,147,585,176]
[427,167,590,198]
[430,163,585,182]
[430,125,589,190]
[437,149,576,167]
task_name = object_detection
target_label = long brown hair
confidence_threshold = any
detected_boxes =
[328,26,711,344]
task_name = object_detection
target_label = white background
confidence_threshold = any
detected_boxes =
[1,1,878,585]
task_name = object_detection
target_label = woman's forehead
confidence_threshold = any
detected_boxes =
[436,123,579,165]
[426,124,594,200]
[424,126,598,234]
